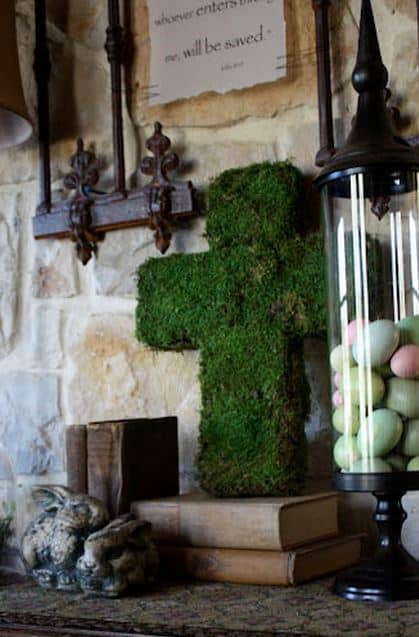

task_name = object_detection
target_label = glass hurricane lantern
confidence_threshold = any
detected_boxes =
[315,0,419,601]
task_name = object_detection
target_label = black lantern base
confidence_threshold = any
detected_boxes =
[334,539,419,602]
[332,472,419,602]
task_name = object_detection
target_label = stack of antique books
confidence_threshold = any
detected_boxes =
[131,492,361,585]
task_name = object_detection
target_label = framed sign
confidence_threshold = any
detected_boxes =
[147,0,286,105]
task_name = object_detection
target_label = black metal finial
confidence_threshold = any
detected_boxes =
[315,0,419,192]
[352,0,388,93]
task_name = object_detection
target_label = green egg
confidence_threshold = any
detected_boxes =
[400,419,419,456]
[398,316,419,346]
[374,363,393,379]
[385,455,408,472]
[384,378,419,418]
[353,320,399,367]
[333,436,361,471]
[357,409,403,457]
[407,457,419,471]
[330,344,355,373]
[351,458,392,473]
[339,367,385,406]
[332,406,361,435]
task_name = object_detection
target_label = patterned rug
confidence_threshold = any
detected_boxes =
[0,575,418,636]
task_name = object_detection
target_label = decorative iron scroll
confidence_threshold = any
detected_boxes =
[64,139,103,265]
[32,0,197,264]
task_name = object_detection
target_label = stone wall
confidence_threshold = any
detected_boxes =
[0,0,418,560]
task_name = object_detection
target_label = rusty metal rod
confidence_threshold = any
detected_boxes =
[313,0,335,167]
[105,0,126,193]
[417,0,419,65]
[34,0,51,211]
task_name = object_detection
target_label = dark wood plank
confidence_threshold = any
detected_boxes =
[32,185,195,240]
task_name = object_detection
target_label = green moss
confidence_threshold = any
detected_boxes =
[136,162,327,496]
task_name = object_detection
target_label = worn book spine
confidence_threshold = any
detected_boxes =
[65,425,88,494]
[131,493,339,551]
[158,537,362,585]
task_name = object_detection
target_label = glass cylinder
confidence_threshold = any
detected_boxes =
[323,169,419,475]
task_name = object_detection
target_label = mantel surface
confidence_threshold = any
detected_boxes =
[0,574,418,637]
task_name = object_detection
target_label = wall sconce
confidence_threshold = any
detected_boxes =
[31,0,197,265]
[0,0,33,148]
[314,0,419,601]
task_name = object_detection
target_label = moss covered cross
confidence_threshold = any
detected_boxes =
[136,163,326,497]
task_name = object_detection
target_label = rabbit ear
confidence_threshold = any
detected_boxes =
[32,485,73,512]
[86,517,151,547]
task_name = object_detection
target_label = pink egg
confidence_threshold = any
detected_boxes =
[334,373,341,388]
[390,345,419,379]
[347,319,368,346]
[332,390,344,407]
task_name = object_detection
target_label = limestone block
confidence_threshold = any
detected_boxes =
[0,190,21,358]
[329,1,415,132]
[30,307,63,369]
[277,116,318,173]
[66,314,201,491]
[0,448,14,483]
[32,240,79,298]
[93,218,208,297]
[0,145,39,188]
[386,0,418,22]
[402,492,419,560]
[388,31,419,138]
[131,0,319,127]
[177,141,277,185]
[46,0,108,51]
[0,373,64,476]
[48,39,111,145]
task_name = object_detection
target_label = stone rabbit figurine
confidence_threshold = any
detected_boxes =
[21,485,110,591]
[76,514,159,597]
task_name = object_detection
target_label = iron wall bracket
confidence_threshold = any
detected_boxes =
[32,0,197,265]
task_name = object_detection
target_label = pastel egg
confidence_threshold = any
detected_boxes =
[333,436,361,470]
[398,316,419,346]
[384,378,419,418]
[351,458,392,473]
[353,320,399,367]
[357,409,403,457]
[385,455,407,472]
[339,367,385,406]
[390,345,419,379]
[332,406,361,435]
[400,419,419,457]
[330,344,355,373]
[334,373,341,388]
[347,319,368,346]
[407,457,419,471]
[332,391,344,407]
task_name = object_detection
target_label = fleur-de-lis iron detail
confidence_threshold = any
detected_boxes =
[64,139,103,264]
[32,1,198,259]
[141,122,180,254]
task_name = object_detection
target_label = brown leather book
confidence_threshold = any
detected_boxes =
[86,418,179,517]
[131,491,339,551]
[65,424,88,494]
[158,536,362,585]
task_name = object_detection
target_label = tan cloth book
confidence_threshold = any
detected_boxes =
[158,535,361,586]
[131,492,339,551]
